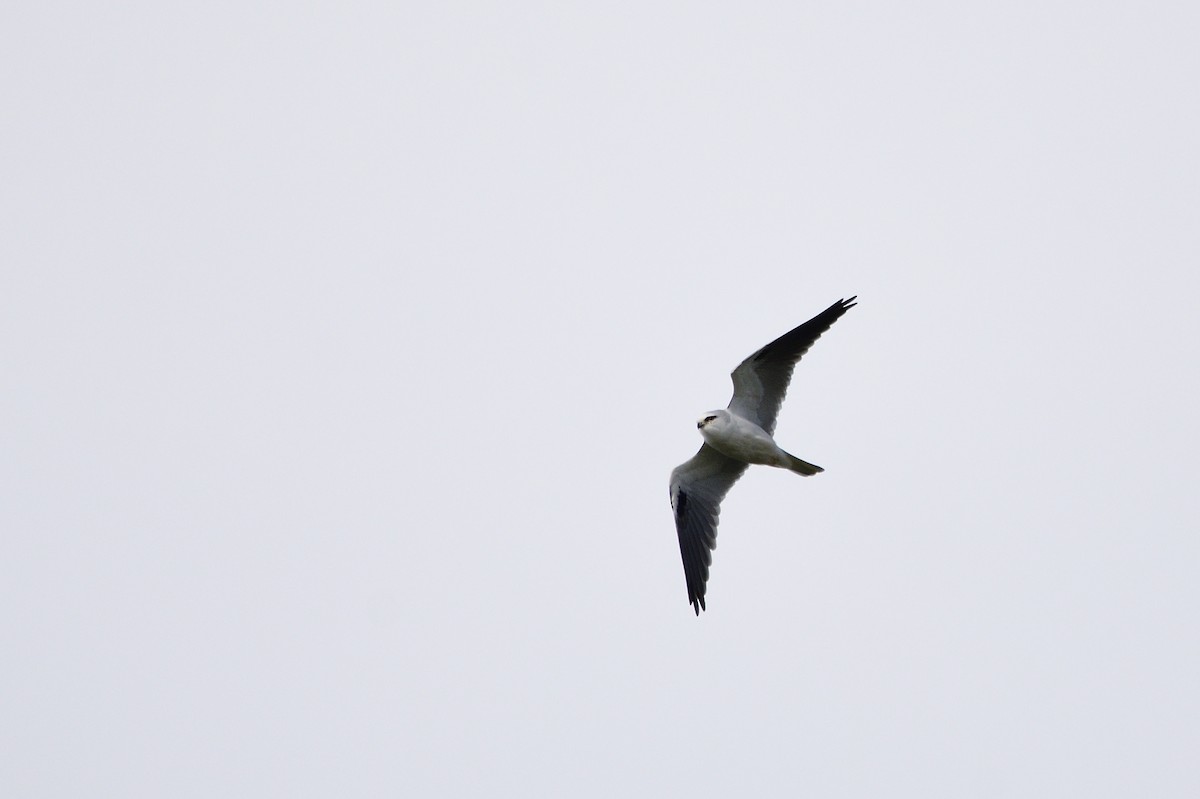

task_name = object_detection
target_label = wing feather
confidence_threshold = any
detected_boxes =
[669,444,749,614]
[727,297,856,434]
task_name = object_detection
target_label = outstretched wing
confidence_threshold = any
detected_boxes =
[727,297,856,434]
[669,444,749,614]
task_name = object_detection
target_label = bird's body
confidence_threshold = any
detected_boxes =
[695,409,822,474]
[669,297,856,614]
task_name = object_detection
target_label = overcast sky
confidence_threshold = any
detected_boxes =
[4,2,1199,797]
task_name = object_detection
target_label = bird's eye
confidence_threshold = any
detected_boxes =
[704,415,717,423]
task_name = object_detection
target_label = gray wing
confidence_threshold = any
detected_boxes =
[727,297,856,435]
[669,444,749,615]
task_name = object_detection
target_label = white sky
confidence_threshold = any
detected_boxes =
[4,2,1199,796]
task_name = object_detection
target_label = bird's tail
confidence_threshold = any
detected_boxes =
[782,451,824,476]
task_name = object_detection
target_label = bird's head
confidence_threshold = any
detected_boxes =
[696,410,727,430]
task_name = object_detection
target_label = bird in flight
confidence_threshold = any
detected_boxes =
[669,297,856,614]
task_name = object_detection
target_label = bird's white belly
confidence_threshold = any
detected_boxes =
[701,416,785,466]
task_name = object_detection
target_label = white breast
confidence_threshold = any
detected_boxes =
[700,413,786,466]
